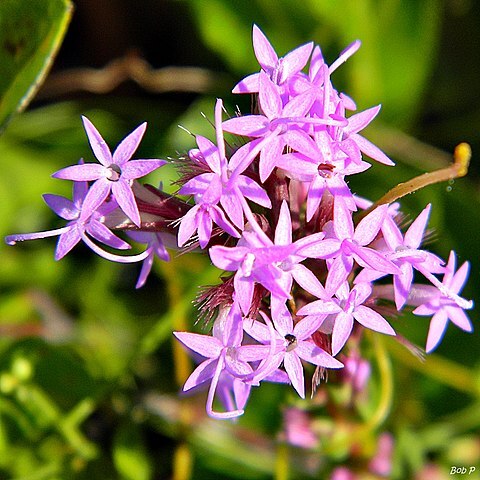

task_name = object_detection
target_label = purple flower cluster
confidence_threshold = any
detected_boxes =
[6,117,167,266]
[6,25,473,419]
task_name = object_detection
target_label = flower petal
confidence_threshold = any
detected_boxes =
[179,173,216,196]
[88,219,131,250]
[234,273,255,315]
[259,135,283,182]
[325,255,354,295]
[393,263,414,310]
[222,115,268,137]
[291,264,327,299]
[353,305,395,336]
[52,163,105,181]
[404,204,431,248]
[177,206,199,247]
[197,209,213,248]
[351,244,399,274]
[450,260,470,295]
[354,204,387,245]
[334,196,354,240]
[113,122,147,165]
[82,116,112,166]
[43,194,77,221]
[55,225,81,260]
[252,24,278,72]
[282,128,319,159]
[80,178,111,220]
[344,105,381,136]
[112,179,141,226]
[236,175,271,208]
[296,341,344,368]
[274,201,292,245]
[232,72,260,94]
[425,310,449,353]
[331,311,354,355]
[173,331,223,358]
[183,358,217,391]
[209,206,241,238]
[121,159,166,180]
[220,191,244,229]
[271,305,293,336]
[258,71,282,119]
[297,238,339,259]
[279,42,313,84]
[284,352,305,398]
[445,306,473,332]
[282,91,315,118]
[350,133,394,166]
[196,135,222,174]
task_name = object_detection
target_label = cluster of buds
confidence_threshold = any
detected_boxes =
[6,25,473,419]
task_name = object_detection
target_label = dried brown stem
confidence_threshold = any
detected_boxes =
[37,52,228,99]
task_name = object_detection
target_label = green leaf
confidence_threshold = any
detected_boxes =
[113,422,153,480]
[0,0,73,132]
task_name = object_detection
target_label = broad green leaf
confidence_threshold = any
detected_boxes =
[0,0,73,132]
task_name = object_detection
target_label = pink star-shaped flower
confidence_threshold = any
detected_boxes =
[53,116,165,226]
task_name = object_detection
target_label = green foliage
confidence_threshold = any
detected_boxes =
[0,0,73,132]
[113,422,152,480]
[188,0,442,127]
[0,1,479,479]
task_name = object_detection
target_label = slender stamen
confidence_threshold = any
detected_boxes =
[206,356,244,419]
[416,264,473,310]
[329,40,361,74]
[81,232,152,263]
[215,99,227,170]
[359,143,472,220]
[239,195,271,242]
[242,311,278,384]
[5,226,72,245]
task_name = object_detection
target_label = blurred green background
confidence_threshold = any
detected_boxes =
[0,1,479,479]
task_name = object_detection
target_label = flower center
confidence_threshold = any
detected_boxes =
[285,334,298,352]
[277,257,293,272]
[318,163,334,178]
[225,346,238,362]
[106,164,122,181]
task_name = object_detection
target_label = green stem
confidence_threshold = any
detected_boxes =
[364,333,394,431]
[387,338,480,398]
[159,261,193,480]
[275,442,290,480]
[358,143,471,220]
